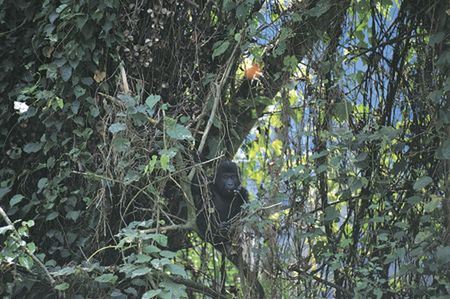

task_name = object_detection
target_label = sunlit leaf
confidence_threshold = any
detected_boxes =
[19,255,33,269]
[131,267,152,278]
[55,283,70,291]
[142,290,161,299]
[10,194,24,207]
[167,264,187,278]
[94,273,118,283]
[109,122,127,134]
[145,95,161,110]
[165,118,192,140]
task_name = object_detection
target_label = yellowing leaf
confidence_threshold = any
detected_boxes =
[94,70,106,82]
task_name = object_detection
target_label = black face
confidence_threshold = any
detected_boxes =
[214,160,241,196]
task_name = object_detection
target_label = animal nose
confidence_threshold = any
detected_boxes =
[226,182,234,189]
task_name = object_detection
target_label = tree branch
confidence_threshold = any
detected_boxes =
[0,206,56,286]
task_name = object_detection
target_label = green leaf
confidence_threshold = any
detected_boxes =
[236,2,251,19]
[166,121,192,140]
[167,264,187,278]
[23,220,35,227]
[131,267,152,278]
[143,245,160,254]
[142,290,161,299]
[160,280,187,297]
[323,206,339,222]
[379,126,399,139]
[436,139,450,159]
[406,195,421,205]
[0,187,11,200]
[55,283,70,291]
[124,170,140,185]
[59,65,72,82]
[306,0,331,17]
[109,122,127,134]
[212,41,230,58]
[413,176,432,191]
[48,96,64,110]
[160,154,170,171]
[19,255,34,269]
[144,155,158,174]
[37,178,48,192]
[95,273,118,283]
[316,164,327,174]
[26,242,36,253]
[112,137,130,152]
[117,94,137,106]
[429,32,445,46]
[23,142,42,153]
[56,4,68,13]
[145,95,161,110]
[75,15,88,30]
[66,210,81,221]
[332,101,353,122]
[424,195,441,212]
[355,152,368,162]
[151,257,172,269]
[74,85,86,98]
[283,55,298,71]
[435,246,450,264]
[53,267,76,276]
[311,150,328,159]
[135,254,152,263]
[90,106,100,117]
[46,211,59,221]
[10,194,25,207]
[415,231,432,244]
[160,250,176,258]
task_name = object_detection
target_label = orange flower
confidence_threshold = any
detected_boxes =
[244,63,262,80]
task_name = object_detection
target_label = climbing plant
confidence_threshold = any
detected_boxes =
[1,0,449,298]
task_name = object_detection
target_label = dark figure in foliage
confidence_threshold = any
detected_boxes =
[192,160,248,249]
[192,160,265,298]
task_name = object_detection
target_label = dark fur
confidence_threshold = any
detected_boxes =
[192,160,248,247]
[192,160,265,298]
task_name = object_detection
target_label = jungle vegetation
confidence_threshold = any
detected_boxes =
[0,0,449,298]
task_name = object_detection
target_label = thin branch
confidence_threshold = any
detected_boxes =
[119,62,130,94]
[0,206,56,286]
[166,274,228,299]
[139,223,191,234]
[292,268,353,297]
[197,30,245,155]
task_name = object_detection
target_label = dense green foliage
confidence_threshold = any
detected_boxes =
[0,0,449,298]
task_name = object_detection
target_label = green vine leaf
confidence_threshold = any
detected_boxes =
[94,273,118,284]
[109,123,127,134]
[212,40,230,58]
[23,142,42,153]
[413,176,432,191]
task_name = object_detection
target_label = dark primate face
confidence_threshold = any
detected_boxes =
[214,160,241,196]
